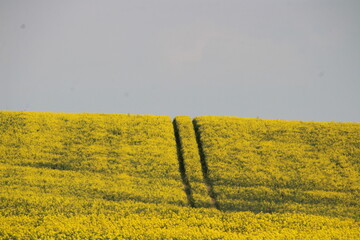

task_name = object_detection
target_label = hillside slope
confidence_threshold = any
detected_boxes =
[0,111,359,239]
[193,116,360,218]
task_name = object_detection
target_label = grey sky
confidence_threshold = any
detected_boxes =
[1,0,359,122]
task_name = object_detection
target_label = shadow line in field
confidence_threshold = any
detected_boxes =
[192,119,220,210]
[173,119,195,208]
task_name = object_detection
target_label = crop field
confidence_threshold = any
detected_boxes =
[0,111,359,239]
[194,117,360,217]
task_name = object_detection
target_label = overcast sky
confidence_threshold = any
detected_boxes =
[1,0,359,122]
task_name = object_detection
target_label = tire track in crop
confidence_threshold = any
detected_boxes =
[192,119,220,210]
[173,119,195,207]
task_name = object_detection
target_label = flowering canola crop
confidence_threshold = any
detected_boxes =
[0,111,359,239]
[194,116,360,219]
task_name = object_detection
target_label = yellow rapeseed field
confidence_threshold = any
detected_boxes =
[0,111,359,239]
[194,116,360,218]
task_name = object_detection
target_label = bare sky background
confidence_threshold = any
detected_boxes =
[1,0,359,122]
